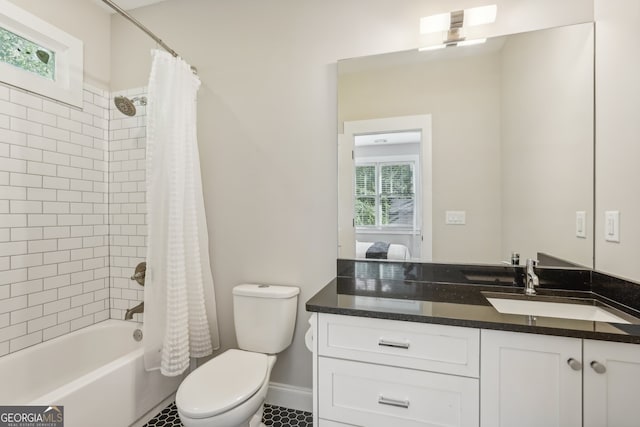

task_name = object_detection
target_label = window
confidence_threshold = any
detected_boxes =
[355,161,416,229]
[0,27,56,80]
[0,0,83,107]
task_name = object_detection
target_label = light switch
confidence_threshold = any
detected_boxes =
[605,211,620,243]
[446,210,466,225]
[576,211,586,238]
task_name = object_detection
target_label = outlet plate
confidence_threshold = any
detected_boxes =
[446,210,466,225]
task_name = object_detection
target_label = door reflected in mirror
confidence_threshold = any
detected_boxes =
[340,115,433,262]
[338,22,594,268]
[354,131,421,260]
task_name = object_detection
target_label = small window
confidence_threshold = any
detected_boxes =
[0,0,83,107]
[0,26,56,80]
[355,161,416,228]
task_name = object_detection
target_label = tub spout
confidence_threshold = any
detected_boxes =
[124,302,144,320]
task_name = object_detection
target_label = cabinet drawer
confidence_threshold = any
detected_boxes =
[319,357,479,427]
[318,313,479,377]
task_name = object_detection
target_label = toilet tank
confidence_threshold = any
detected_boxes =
[233,284,300,354]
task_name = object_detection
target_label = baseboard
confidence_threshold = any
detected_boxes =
[130,392,176,427]
[265,382,313,413]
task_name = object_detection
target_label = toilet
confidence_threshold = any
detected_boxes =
[176,284,300,427]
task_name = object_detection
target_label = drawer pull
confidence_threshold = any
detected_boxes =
[378,395,410,409]
[378,338,410,349]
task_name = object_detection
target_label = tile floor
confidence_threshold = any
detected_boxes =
[143,402,313,427]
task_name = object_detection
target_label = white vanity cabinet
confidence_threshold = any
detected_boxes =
[311,313,640,427]
[315,313,480,427]
[583,339,640,427]
[480,330,583,427]
[481,330,640,427]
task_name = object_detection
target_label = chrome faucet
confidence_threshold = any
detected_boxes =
[124,302,144,320]
[525,259,539,296]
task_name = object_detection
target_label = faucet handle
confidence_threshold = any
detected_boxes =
[525,258,538,268]
[130,262,146,286]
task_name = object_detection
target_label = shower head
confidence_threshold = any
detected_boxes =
[114,95,147,117]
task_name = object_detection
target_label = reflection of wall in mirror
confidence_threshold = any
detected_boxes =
[501,23,593,268]
[339,47,502,264]
[594,0,640,282]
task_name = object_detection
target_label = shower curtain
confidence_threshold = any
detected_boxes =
[143,49,220,376]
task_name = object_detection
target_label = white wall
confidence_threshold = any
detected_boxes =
[7,0,111,89]
[108,0,593,390]
[500,24,594,266]
[594,0,640,281]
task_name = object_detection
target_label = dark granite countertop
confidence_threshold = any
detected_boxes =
[306,277,640,344]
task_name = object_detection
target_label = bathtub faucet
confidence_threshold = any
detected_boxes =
[124,302,144,320]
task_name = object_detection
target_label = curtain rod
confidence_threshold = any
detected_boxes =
[101,0,198,74]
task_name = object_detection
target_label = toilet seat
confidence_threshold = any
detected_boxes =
[176,349,269,419]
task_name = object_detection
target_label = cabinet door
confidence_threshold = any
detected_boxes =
[481,330,582,427]
[584,339,640,427]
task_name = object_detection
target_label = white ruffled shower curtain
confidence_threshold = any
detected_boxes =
[143,49,220,376]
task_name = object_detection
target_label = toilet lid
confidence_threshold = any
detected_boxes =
[176,349,268,419]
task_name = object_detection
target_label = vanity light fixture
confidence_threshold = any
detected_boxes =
[419,4,496,50]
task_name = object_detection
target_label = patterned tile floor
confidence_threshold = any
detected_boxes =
[143,402,313,427]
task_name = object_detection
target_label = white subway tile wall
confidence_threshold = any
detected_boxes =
[0,83,110,355]
[109,87,147,322]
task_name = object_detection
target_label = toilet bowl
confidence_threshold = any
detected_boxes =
[176,349,276,427]
[176,284,299,427]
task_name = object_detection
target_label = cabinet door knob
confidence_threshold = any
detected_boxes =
[590,361,607,374]
[378,395,410,408]
[378,338,410,349]
[567,358,582,371]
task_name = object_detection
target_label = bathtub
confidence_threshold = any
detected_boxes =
[0,319,183,427]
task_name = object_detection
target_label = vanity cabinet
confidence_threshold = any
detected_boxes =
[311,314,640,427]
[583,339,640,427]
[315,313,480,427]
[481,331,640,427]
[480,330,582,427]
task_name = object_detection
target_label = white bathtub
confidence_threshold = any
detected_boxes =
[0,319,183,427]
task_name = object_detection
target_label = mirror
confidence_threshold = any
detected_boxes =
[338,23,594,268]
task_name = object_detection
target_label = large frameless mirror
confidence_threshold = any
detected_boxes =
[338,22,594,268]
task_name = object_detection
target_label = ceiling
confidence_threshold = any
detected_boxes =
[93,0,168,13]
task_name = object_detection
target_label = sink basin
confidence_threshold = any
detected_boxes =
[484,293,632,324]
